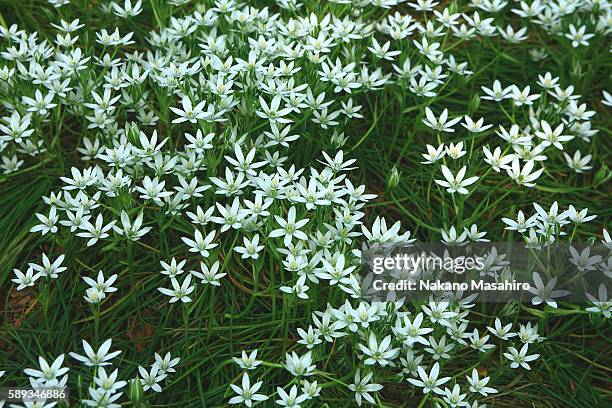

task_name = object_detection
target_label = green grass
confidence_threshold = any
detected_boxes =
[0,0,611,407]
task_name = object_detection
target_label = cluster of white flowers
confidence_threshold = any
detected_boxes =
[1,0,610,406]
[15,339,180,407]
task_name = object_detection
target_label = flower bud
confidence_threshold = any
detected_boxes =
[387,166,400,190]
[571,59,584,79]
[594,164,610,186]
[468,94,480,115]
[129,378,144,404]
[331,131,348,148]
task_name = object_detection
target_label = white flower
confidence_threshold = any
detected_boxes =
[135,176,173,205]
[311,108,340,129]
[154,352,180,375]
[84,287,106,304]
[499,25,528,43]
[60,167,97,190]
[537,72,559,89]
[486,317,516,340]
[445,142,467,159]
[301,380,321,399]
[234,234,264,259]
[602,90,612,107]
[424,335,454,360]
[11,268,41,290]
[483,146,513,172]
[186,205,215,226]
[481,80,512,101]
[586,284,611,318]
[185,130,215,152]
[348,369,383,406]
[83,270,118,294]
[210,168,249,196]
[518,322,542,344]
[297,326,322,349]
[77,213,116,246]
[139,364,167,392]
[94,367,127,394]
[212,198,246,230]
[175,176,210,199]
[358,332,400,366]
[563,151,592,173]
[170,95,211,123]
[462,116,492,133]
[160,258,187,277]
[229,373,268,407]
[469,329,495,352]
[511,0,544,17]
[284,351,316,377]
[503,343,540,370]
[280,275,310,299]
[24,354,69,384]
[502,210,537,233]
[368,38,401,60]
[320,150,357,172]
[28,253,66,279]
[22,89,57,115]
[225,144,266,176]
[317,254,356,285]
[181,229,218,257]
[467,368,497,396]
[30,206,59,235]
[435,165,479,195]
[506,159,544,187]
[442,384,468,407]
[603,229,612,251]
[407,362,450,394]
[158,274,195,303]
[568,246,602,272]
[113,211,152,241]
[112,0,143,17]
[528,272,570,308]
[269,207,309,246]
[441,226,469,246]
[191,260,226,286]
[534,121,573,150]
[533,201,568,226]
[422,107,462,133]
[496,124,530,146]
[255,94,293,124]
[0,111,34,144]
[233,350,262,371]
[511,85,540,106]
[421,144,446,164]
[275,385,308,408]
[400,350,424,377]
[565,24,595,47]
[422,301,458,325]
[393,312,433,347]
[69,338,121,367]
